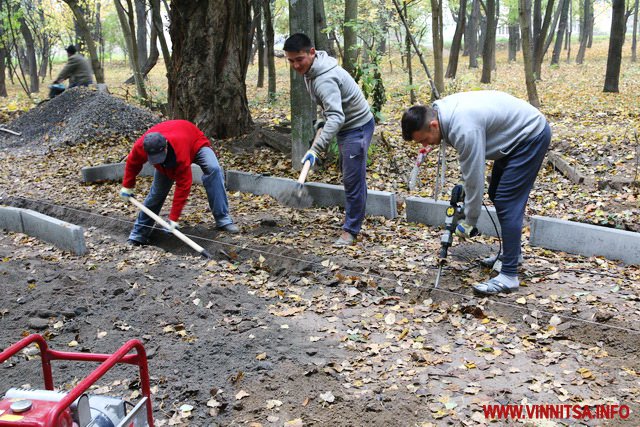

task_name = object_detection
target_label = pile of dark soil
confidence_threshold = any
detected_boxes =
[0,87,160,152]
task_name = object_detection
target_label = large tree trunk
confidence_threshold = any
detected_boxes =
[467,0,479,67]
[343,0,358,75]
[18,17,38,93]
[533,0,555,79]
[576,0,590,63]
[115,0,148,100]
[551,0,569,65]
[508,24,520,61]
[169,0,252,138]
[62,0,104,83]
[263,0,276,99]
[289,0,316,169]
[632,0,638,62]
[431,0,444,93]
[603,0,626,92]
[519,0,540,106]
[314,0,335,56]
[480,0,496,83]
[135,0,147,65]
[446,0,466,78]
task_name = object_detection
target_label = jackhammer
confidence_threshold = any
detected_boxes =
[433,184,478,288]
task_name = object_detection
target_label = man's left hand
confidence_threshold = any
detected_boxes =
[455,222,479,240]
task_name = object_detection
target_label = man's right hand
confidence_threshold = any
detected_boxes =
[119,187,134,201]
[301,149,319,167]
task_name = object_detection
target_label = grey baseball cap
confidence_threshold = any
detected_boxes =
[143,132,168,164]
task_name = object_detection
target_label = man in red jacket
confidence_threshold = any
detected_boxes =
[120,120,239,246]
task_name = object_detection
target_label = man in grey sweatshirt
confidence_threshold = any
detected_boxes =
[401,91,551,295]
[284,33,375,246]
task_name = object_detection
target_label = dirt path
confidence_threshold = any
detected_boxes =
[1,194,639,426]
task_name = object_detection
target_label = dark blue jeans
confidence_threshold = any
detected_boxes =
[337,118,375,236]
[129,147,232,244]
[488,122,551,276]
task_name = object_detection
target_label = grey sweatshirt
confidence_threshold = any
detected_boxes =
[434,90,547,225]
[304,51,373,153]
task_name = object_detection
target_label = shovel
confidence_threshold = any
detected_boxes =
[275,128,323,209]
[128,196,212,259]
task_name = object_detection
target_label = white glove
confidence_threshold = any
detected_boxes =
[165,220,179,232]
[119,187,134,201]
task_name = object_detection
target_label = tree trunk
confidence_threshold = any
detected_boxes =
[263,0,276,100]
[446,0,466,78]
[376,0,389,55]
[519,0,540,106]
[508,24,520,61]
[467,0,479,67]
[565,0,572,60]
[37,5,49,81]
[0,44,7,96]
[603,0,626,92]
[576,0,589,63]
[543,0,563,59]
[135,0,148,65]
[18,17,38,93]
[115,0,148,100]
[124,14,158,84]
[431,0,444,93]
[480,0,496,83]
[314,0,335,56]
[149,0,171,75]
[551,0,569,65]
[632,0,638,61]
[169,0,252,138]
[343,0,358,75]
[403,1,416,103]
[62,0,104,83]
[288,0,315,169]
[253,0,264,88]
[533,0,555,79]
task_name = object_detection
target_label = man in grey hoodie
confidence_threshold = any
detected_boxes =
[284,33,375,246]
[401,91,551,295]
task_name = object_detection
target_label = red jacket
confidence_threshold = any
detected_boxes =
[123,120,211,221]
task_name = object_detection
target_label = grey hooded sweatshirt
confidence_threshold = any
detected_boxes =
[434,90,547,225]
[304,51,373,153]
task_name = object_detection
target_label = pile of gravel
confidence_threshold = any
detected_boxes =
[0,87,160,151]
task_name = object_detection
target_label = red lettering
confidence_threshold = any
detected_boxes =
[620,405,630,419]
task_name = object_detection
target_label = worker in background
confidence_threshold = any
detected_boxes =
[283,33,375,247]
[401,91,551,295]
[119,120,240,246]
[53,45,94,88]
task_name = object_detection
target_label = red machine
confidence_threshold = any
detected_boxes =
[0,334,154,427]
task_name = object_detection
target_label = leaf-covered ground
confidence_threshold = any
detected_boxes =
[0,39,639,426]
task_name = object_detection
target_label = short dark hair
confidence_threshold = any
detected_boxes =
[65,45,77,55]
[401,105,437,141]
[283,33,313,52]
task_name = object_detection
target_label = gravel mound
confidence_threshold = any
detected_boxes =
[0,87,160,152]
